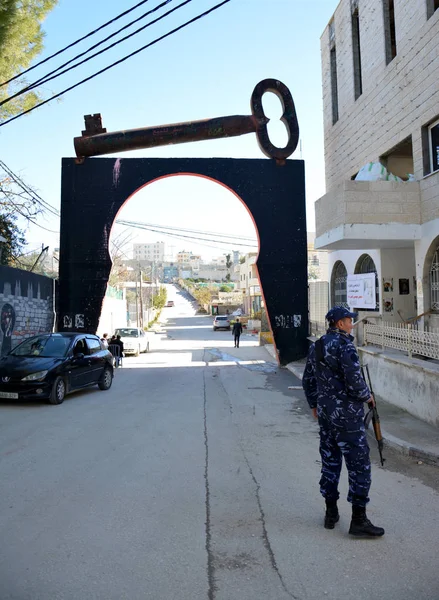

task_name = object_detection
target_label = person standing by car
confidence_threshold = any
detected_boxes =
[100,333,109,348]
[232,318,243,348]
[113,335,124,367]
[302,306,384,537]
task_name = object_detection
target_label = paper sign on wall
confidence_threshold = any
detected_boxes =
[347,273,376,309]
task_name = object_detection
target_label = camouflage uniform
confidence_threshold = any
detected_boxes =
[302,327,371,507]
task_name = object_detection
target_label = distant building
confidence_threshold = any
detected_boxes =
[177,250,192,268]
[239,253,261,315]
[307,233,328,281]
[133,242,165,263]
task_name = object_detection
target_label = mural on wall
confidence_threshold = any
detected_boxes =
[1,303,15,356]
[0,266,55,354]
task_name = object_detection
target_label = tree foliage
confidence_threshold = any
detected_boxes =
[0,212,26,265]
[0,0,59,119]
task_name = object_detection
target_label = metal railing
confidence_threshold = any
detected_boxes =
[364,322,439,361]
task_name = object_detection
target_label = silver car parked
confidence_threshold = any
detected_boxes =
[213,316,231,331]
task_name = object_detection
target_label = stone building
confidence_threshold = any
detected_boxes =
[315,0,439,328]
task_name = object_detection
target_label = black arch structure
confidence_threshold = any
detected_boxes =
[58,157,308,364]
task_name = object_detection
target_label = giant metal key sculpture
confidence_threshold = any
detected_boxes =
[74,79,299,160]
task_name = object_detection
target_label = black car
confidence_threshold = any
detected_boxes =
[0,333,114,405]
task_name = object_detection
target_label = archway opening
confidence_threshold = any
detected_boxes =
[354,253,379,311]
[103,173,266,343]
[330,260,348,308]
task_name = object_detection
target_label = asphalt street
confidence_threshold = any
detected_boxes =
[1,284,439,599]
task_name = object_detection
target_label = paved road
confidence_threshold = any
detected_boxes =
[1,284,439,599]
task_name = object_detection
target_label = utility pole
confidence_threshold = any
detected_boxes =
[139,270,144,329]
[135,279,139,327]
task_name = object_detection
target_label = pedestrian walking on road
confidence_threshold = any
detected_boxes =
[232,318,243,348]
[302,306,384,537]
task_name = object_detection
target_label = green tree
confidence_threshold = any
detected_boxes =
[152,286,167,310]
[0,0,59,120]
[0,212,26,265]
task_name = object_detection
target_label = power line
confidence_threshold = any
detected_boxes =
[0,0,232,128]
[116,219,257,242]
[0,0,155,89]
[0,159,60,217]
[116,220,257,249]
[0,0,179,109]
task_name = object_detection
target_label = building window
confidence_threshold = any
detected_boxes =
[430,247,439,310]
[331,261,348,308]
[355,254,379,311]
[383,0,397,64]
[351,6,363,99]
[427,0,439,18]
[330,42,339,125]
[429,118,439,174]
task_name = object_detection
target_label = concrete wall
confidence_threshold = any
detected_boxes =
[360,347,439,426]
[316,180,421,238]
[97,295,128,337]
[0,266,55,355]
[321,0,439,187]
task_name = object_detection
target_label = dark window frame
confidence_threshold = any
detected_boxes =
[331,260,348,308]
[427,0,439,19]
[354,254,380,312]
[383,0,397,65]
[351,7,363,99]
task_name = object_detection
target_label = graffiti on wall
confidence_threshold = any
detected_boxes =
[1,303,15,356]
[0,266,55,353]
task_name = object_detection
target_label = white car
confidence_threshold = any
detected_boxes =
[113,327,150,357]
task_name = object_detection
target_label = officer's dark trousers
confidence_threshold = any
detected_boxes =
[234,334,240,347]
[317,404,371,507]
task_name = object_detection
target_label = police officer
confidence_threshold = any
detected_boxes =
[302,306,384,537]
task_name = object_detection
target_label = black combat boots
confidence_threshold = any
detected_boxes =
[349,505,385,537]
[324,499,340,529]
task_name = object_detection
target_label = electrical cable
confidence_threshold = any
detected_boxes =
[0,159,60,217]
[0,0,178,108]
[116,220,257,248]
[116,218,257,242]
[0,0,232,128]
[0,0,155,89]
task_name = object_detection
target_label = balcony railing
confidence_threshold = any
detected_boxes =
[364,322,439,361]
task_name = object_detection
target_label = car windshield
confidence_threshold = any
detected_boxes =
[115,328,139,338]
[11,335,71,358]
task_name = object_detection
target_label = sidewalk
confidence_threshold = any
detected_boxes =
[264,344,439,466]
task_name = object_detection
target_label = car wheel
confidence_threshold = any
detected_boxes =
[49,376,66,405]
[98,367,113,391]
[213,327,217,331]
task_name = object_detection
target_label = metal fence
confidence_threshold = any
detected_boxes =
[364,322,439,361]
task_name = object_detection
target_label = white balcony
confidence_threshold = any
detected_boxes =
[315,180,421,250]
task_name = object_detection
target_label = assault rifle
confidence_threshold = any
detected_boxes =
[361,365,386,467]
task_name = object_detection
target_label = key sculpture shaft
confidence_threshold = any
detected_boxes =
[74,79,299,161]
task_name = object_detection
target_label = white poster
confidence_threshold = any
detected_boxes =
[347,273,376,309]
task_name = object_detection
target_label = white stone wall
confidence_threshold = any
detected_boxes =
[328,247,417,324]
[321,0,439,187]
[360,347,439,426]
